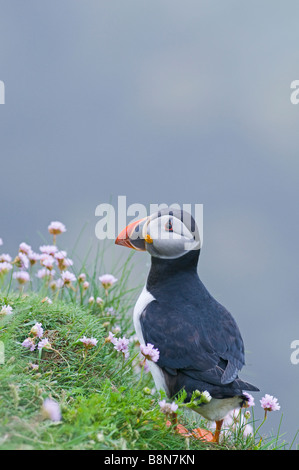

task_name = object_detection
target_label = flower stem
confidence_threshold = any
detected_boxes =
[78,349,88,373]
[137,363,145,388]
[52,348,70,371]
[254,410,268,438]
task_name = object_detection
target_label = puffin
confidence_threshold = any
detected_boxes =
[115,208,259,443]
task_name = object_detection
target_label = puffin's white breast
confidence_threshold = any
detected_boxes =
[133,285,155,344]
[133,285,167,393]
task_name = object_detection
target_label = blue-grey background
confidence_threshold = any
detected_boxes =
[1,0,299,447]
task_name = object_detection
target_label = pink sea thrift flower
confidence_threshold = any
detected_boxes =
[243,392,255,407]
[113,336,130,359]
[30,322,44,339]
[27,251,41,266]
[78,273,86,283]
[0,254,12,263]
[79,336,98,348]
[40,254,56,270]
[49,279,63,290]
[54,250,67,260]
[38,338,52,351]
[54,251,73,271]
[36,268,55,279]
[140,343,160,363]
[39,245,58,256]
[99,274,118,289]
[63,258,73,268]
[19,242,32,255]
[61,270,76,286]
[105,331,117,344]
[0,305,13,315]
[48,221,66,236]
[159,400,178,415]
[42,398,62,422]
[15,252,29,269]
[22,337,36,351]
[0,262,13,275]
[260,394,280,412]
[13,271,30,285]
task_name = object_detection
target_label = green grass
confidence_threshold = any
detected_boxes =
[0,228,294,450]
[0,290,212,450]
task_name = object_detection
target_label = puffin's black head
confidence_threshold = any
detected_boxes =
[115,208,201,260]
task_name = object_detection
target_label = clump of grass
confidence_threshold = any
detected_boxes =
[0,290,211,450]
[0,221,294,450]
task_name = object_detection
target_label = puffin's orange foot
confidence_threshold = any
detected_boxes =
[191,427,214,442]
[175,423,193,437]
[166,420,214,442]
[166,420,191,437]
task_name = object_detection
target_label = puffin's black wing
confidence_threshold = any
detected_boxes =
[139,279,247,391]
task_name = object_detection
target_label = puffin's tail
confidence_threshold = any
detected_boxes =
[235,377,260,393]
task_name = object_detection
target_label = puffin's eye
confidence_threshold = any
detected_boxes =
[165,219,173,232]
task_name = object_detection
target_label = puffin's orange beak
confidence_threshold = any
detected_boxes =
[115,217,149,251]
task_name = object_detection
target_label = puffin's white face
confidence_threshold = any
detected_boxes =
[142,214,200,259]
[115,210,201,259]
